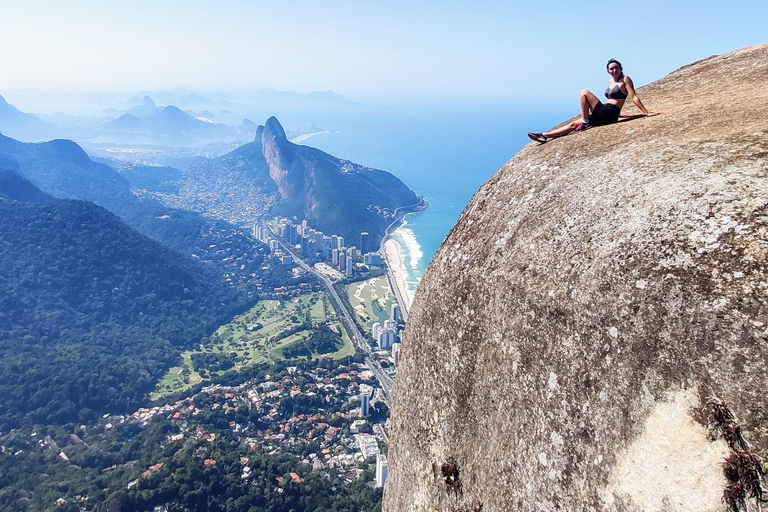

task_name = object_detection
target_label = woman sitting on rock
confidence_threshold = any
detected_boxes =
[527,59,657,143]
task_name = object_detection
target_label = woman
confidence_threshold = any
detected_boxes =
[527,59,657,143]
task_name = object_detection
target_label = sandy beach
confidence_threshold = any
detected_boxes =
[383,239,412,312]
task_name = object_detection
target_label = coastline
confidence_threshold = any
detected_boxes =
[383,238,411,311]
[289,131,330,144]
[379,196,429,317]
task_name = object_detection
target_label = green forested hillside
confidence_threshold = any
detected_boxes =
[0,197,250,429]
[0,134,269,291]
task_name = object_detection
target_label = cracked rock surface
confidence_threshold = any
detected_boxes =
[383,45,768,512]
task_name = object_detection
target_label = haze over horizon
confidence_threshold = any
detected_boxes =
[2,0,767,106]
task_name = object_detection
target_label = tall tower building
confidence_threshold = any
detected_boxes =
[375,454,388,488]
[337,236,345,250]
[360,393,370,415]
[347,246,357,262]
[391,342,401,366]
[390,304,401,323]
[346,257,354,275]
[379,328,396,350]
[361,232,369,256]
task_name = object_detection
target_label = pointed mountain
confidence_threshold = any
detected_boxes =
[181,116,425,247]
[261,116,300,200]
[104,105,236,142]
[237,118,259,141]
[125,95,159,118]
[141,95,156,109]
[110,113,143,129]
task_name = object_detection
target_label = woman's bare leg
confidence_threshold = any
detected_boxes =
[579,89,600,121]
[543,120,583,138]
[540,89,600,138]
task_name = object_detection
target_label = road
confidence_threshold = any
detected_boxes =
[266,225,394,403]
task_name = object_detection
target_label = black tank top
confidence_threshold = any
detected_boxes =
[605,82,628,100]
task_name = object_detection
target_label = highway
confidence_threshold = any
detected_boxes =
[265,225,394,403]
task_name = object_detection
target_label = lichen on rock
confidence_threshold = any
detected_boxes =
[383,45,768,512]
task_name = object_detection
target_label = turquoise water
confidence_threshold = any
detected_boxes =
[301,100,570,301]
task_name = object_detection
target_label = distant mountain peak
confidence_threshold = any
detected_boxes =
[263,116,287,141]
[160,105,185,115]
[142,95,156,108]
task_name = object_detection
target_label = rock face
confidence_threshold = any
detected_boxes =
[384,45,768,512]
[216,116,424,247]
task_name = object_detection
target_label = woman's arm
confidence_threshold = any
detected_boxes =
[624,76,658,116]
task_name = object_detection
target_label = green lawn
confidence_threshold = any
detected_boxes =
[151,291,354,400]
[346,277,396,331]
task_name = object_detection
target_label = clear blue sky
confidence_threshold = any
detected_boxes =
[1,0,766,102]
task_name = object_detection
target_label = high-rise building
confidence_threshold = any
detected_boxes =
[361,232,369,256]
[338,251,347,272]
[390,304,401,323]
[360,393,370,415]
[332,248,339,265]
[346,257,354,275]
[372,322,382,342]
[391,342,401,366]
[375,454,388,488]
[379,328,396,350]
[337,236,344,250]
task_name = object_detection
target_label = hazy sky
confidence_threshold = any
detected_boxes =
[2,0,766,102]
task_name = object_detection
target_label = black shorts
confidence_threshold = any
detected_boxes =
[588,102,621,126]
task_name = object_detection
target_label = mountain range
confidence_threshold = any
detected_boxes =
[0,132,275,298]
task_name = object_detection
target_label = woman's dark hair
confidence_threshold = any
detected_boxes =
[607,59,624,79]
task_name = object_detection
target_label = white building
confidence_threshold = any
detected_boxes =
[376,454,388,488]
[391,342,401,366]
[372,322,382,342]
[356,434,379,460]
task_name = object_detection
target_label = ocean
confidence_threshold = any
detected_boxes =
[298,99,570,302]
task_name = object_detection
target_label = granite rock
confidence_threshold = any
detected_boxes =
[384,45,768,512]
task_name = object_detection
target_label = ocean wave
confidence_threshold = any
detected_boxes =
[396,228,423,271]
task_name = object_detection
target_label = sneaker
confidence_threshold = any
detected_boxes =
[527,132,548,143]
[573,121,591,132]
